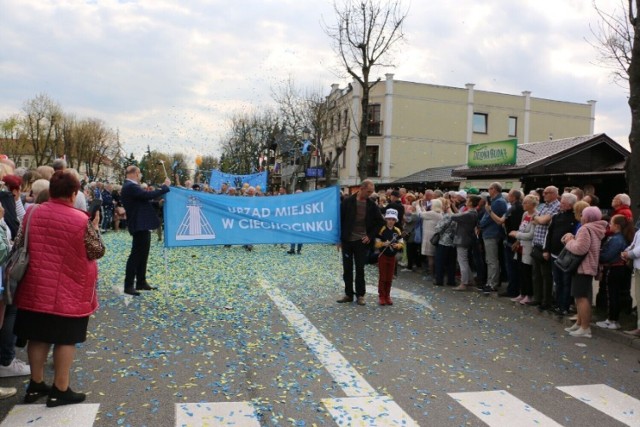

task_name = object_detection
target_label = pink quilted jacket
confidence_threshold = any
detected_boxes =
[564,220,608,276]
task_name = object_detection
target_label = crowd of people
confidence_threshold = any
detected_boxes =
[1,158,639,405]
[351,182,640,340]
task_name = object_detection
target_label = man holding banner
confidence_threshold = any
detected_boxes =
[121,166,171,296]
[337,179,384,306]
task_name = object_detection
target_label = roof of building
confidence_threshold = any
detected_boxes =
[452,133,628,177]
[391,164,464,185]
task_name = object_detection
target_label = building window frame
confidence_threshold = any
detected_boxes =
[473,112,488,134]
[367,104,383,136]
[508,116,517,137]
[365,145,380,177]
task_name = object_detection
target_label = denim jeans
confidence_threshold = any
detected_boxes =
[0,304,17,366]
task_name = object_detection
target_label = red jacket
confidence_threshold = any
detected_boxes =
[613,206,633,221]
[15,199,99,317]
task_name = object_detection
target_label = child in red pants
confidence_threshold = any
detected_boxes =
[375,209,404,305]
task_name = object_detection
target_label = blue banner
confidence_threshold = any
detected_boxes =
[163,186,341,247]
[209,170,268,192]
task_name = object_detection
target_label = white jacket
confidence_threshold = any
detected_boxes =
[625,229,640,270]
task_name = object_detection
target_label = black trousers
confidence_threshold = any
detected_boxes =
[125,230,151,289]
[342,239,369,297]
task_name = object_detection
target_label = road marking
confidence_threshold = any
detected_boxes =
[175,402,260,426]
[448,390,563,427]
[259,279,418,426]
[557,384,640,426]
[0,403,100,427]
[365,285,434,311]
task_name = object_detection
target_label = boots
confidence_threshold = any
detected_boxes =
[378,282,387,305]
[385,283,393,305]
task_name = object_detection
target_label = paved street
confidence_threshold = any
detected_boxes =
[1,232,640,426]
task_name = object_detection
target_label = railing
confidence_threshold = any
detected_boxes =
[367,121,383,136]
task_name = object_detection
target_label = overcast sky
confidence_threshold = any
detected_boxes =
[0,0,630,162]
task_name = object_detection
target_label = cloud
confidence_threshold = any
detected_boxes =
[0,0,630,161]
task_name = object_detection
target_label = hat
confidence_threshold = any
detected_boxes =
[384,208,398,221]
[457,190,467,199]
[390,190,401,198]
[466,187,479,195]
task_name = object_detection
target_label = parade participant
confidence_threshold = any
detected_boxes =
[121,166,170,296]
[375,209,404,305]
[13,170,105,406]
[337,179,384,306]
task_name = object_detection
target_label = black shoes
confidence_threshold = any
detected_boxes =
[287,250,295,254]
[136,283,157,291]
[124,288,140,296]
[24,380,51,403]
[46,385,86,407]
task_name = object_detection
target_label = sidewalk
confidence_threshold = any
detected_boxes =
[396,267,640,350]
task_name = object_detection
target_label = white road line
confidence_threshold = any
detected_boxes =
[259,279,418,426]
[557,384,640,426]
[175,402,260,427]
[448,390,563,427]
[365,285,434,311]
[0,403,100,427]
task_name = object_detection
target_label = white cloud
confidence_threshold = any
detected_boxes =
[0,0,630,160]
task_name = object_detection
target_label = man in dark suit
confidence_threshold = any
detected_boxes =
[121,166,170,296]
[337,179,384,306]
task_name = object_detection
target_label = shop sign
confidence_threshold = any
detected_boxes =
[468,139,517,167]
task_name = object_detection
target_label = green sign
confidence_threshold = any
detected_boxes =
[468,139,517,167]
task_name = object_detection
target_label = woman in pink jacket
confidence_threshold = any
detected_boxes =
[562,206,608,338]
[13,171,105,407]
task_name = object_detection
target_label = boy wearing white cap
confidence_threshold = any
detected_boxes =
[375,209,404,305]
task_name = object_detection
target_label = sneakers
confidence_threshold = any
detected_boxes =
[0,358,31,377]
[519,296,532,305]
[46,385,86,407]
[24,380,51,403]
[481,285,493,295]
[0,387,17,400]
[569,327,592,338]
[336,295,354,303]
[400,268,412,272]
[452,284,469,291]
[596,320,621,330]
[564,322,580,332]
[511,295,524,302]
[624,329,640,336]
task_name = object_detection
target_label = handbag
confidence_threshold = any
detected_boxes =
[430,232,440,246]
[554,246,586,273]
[3,205,38,305]
[531,245,545,262]
[413,220,422,244]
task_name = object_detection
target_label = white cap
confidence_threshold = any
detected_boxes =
[384,208,398,221]
[457,190,467,199]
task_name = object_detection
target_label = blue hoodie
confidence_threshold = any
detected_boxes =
[478,193,507,239]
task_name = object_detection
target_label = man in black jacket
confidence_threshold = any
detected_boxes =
[121,166,170,296]
[337,179,384,306]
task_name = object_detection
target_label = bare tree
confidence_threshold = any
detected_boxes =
[21,93,63,166]
[324,0,407,181]
[590,0,640,217]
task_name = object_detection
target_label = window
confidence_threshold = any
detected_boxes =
[343,109,348,127]
[24,158,29,168]
[473,113,488,134]
[367,104,382,136]
[337,112,341,131]
[365,145,380,177]
[508,116,517,137]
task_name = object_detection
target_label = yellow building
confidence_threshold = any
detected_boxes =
[322,75,595,187]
